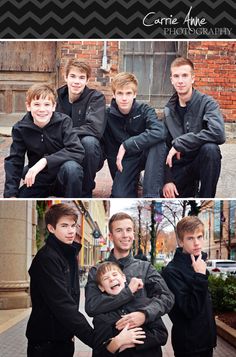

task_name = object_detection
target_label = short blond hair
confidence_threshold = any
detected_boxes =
[111,72,138,94]
[65,59,91,79]
[171,57,194,75]
[177,216,204,241]
[26,83,57,105]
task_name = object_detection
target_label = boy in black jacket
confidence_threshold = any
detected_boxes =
[103,72,166,198]
[92,261,168,357]
[4,83,84,198]
[162,216,217,357]
[56,59,106,197]
[26,203,94,357]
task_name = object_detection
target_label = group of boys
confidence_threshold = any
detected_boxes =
[26,203,217,357]
[4,56,225,199]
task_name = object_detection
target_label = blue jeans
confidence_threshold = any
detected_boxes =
[80,136,103,197]
[170,143,222,198]
[108,141,166,198]
[19,161,83,198]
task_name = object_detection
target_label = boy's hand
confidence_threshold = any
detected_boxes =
[24,158,47,187]
[191,253,206,275]
[163,182,179,198]
[106,324,145,353]
[166,146,181,167]
[116,144,126,172]
[116,312,146,330]
[128,277,144,294]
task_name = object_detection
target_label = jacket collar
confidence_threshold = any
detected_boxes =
[19,111,62,130]
[166,88,199,110]
[110,98,138,118]
[46,233,81,260]
[108,249,134,270]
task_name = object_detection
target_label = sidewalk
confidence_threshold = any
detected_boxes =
[0,288,235,357]
[0,132,236,198]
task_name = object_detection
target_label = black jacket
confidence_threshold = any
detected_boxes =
[93,297,168,357]
[103,99,166,159]
[56,85,106,139]
[162,248,217,355]
[85,250,174,323]
[4,111,84,198]
[26,234,93,347]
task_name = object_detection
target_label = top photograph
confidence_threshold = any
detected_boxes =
[0,40,235,199]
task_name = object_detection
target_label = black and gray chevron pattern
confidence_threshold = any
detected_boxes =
[0,0,235,39]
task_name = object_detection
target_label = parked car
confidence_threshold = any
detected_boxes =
[206,259,236,276]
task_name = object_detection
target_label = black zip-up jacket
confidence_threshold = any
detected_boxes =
[4,111,85,198]
[56,85,106,139]
[164,89,225,183]
[162,248,217,355]
[26,234,94,347]
[85,250,174,323]
[103,99,166,159]
[93,297,168,357]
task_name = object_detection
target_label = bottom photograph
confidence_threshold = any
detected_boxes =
[0,199,236,357]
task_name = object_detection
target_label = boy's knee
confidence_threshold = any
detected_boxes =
[60,161,83,179]
[200,143,221,159]
[80,136,100,156]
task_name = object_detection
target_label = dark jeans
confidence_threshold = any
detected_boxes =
[175,348,213,357]
[80,136,103,198]
[171,143,221,198]
[27,340,74,357]
[19,161,83,198]
[108,141,166,198]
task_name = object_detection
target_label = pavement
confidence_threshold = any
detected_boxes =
[0,288,235,357]
[0,128,236,198]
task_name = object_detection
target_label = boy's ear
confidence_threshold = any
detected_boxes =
[52,103,56,112]
[25,102,31,111]
[47,224,55,234]
[98,284,105,292]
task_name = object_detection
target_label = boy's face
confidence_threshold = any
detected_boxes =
[99,268,126,295]
[65,66,88,100]
[47,216,77,244]
[179,226,204,256]
[109,219,134,254]
[171,64,195,96]
[26,96,56,128]
[113,84,136,114]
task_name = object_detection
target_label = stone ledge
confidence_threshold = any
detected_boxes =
[216,317,236,348]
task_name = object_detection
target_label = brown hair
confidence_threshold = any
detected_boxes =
[111,72,138,94]
[170,57,194,75]
[45,203,78,229]
[65,59,92,79]
[177,216,204,241]
[96,261,123,286]
[26,83,57,105]
[108,212,135,233]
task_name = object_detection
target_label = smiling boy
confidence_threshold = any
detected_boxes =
[56,59,106,197]
[4,83,84,198]
[162,216,217,357]
[26,203,94,357]
[103,72,166,198]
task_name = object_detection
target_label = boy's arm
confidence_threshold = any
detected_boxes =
[4,126,26,198]
[171,99,225,153]
[76,92,106,139]
[24,158,47,187]
[45,117,85,170]
[85,266,134,317]
[123,105,166,154]
[162,267,209,319]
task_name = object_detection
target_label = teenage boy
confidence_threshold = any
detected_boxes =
[92,261,168,357]
[4,83,84,198]
[163,57,225,198]
[85,212,174,330]
[103,72,166,198]
[162,216,217,357]
[56,59,106,197]
[26,203,94,357]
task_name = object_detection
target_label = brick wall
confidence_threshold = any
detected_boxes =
[188,41,236,123]
[59,41,236,125]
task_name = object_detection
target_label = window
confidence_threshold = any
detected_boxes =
[120,41,186,108]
